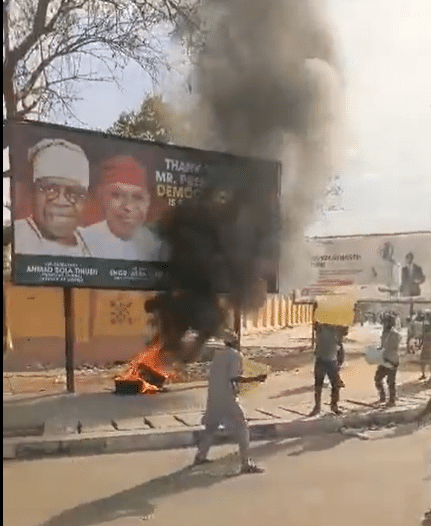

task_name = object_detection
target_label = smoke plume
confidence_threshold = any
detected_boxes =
[149,0,344,360]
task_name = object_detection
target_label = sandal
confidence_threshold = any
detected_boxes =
[241,462,265,474]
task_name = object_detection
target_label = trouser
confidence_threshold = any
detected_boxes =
[195,419,250,465]
[375,365,398,402]
[314,358,340,408]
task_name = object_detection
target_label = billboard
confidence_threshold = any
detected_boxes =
[9,120,280,290]
[299,232,431,301]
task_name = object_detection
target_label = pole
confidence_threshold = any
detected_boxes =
[64,288,75,393]
[234,304,242,347]
[311,302,317,350]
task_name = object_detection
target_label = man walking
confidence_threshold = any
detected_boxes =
[193,330,266,474]
[309,323,342,416]
[419,310,431,381]
[374,313,401,407]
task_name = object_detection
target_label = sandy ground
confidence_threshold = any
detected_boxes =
[3,324,426,399]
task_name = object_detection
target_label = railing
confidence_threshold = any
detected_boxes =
[242,295,314,329]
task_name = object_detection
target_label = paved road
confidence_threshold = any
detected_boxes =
[4,424,430,526]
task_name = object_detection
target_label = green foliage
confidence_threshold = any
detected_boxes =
[109,95,173,143]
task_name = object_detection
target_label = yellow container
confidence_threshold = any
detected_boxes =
[314,294,356,327]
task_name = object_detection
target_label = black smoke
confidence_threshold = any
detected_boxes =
[146,0,343,361]
[146,160,279,361]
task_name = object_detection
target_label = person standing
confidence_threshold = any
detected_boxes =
[336,326,348,389]
[374,313,401,406]
[309,323,342,416]
[14,139,91,256]
[193,330,266,474]
[419,310,431,381]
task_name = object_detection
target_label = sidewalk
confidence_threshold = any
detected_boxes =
[2,324,398,436]
[4,349,430,460]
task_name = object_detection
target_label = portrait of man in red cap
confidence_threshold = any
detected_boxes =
[81,155,165,261]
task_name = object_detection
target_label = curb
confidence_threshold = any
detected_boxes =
[3,405,421,461]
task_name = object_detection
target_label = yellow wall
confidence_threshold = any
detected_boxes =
[5,284,156,342]
[5,286,312,340]
[242,294,313,329]
[4,285,312,367]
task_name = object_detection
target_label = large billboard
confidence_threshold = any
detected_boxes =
[299,232,431,301]
[9,120,280,290]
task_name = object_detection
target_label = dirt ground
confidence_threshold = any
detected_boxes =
[3,324,425,397]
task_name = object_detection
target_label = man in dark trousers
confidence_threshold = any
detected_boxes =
[336,326,348,388]
[401,252,426,297]
[374,312,401,407]
[309,323,342,416]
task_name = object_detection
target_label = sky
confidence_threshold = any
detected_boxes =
[4,0,431,235]
[308,0,431,236]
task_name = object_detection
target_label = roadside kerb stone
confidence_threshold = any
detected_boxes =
[4,404,422,461]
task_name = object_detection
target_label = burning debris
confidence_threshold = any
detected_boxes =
[114,339,176,394]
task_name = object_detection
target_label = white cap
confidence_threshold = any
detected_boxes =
[29,139,90,188]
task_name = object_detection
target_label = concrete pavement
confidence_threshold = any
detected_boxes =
[4,324,430,459]
[4,356,429,459]
[3,424,430,526]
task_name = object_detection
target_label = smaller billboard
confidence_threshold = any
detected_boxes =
[299,232,431,301]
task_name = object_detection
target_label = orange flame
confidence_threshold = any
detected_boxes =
[115,336,176,394]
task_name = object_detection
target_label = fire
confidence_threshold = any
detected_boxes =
[114,337,176,395]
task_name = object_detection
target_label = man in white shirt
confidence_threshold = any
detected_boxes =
[193,330,266,474]
[369,241,401,298]
[14,139,91,257]
[81,156,164,261]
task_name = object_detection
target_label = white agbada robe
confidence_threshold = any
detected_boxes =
[14,217,91,257]
[81,220,163,261]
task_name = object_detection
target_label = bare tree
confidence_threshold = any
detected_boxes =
[3,0,199,122]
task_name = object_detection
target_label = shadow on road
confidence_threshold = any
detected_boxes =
[269,384,315,399]
[398,379,431,397]
[37,437,306,526]
[36,419,429,526]
[287,432,353,457]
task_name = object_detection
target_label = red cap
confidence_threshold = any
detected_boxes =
[100,156,148,188]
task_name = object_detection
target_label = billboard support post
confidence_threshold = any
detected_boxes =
[234,305,242,347]
[311,302,317,350]
[64,288,75,393]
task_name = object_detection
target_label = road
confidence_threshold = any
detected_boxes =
[4,424,430,526]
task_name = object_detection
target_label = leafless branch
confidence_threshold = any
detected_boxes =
[3,0,201,121]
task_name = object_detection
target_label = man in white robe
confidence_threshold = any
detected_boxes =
[14,139,91,257]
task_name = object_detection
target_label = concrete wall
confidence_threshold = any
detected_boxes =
[3,285,313,371]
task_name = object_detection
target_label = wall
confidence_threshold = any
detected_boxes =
[3,285,313,370]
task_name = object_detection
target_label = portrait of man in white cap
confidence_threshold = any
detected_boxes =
[81,155,165,261]
[14,139,91,257]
